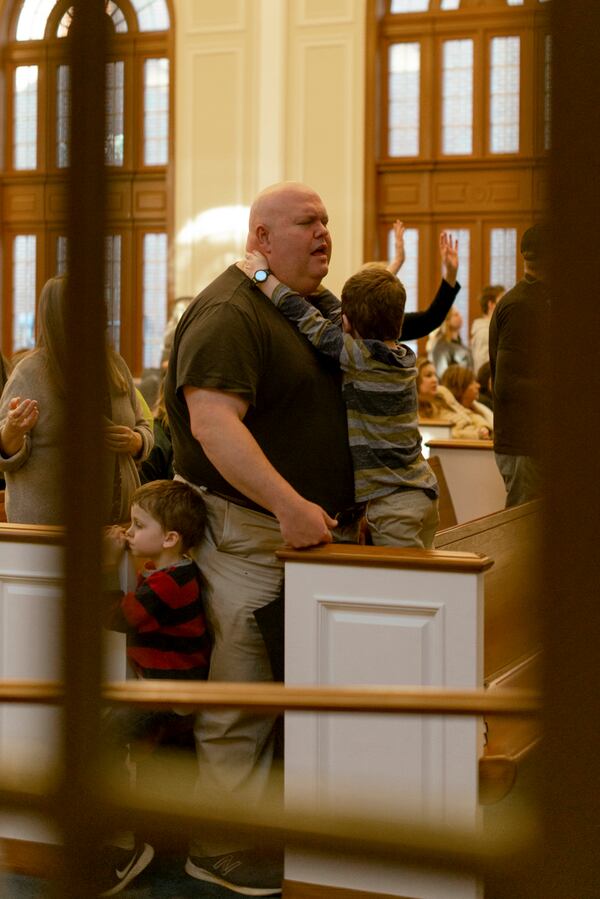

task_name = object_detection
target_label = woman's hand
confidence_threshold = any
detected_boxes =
[0,396,39,456]
[104,424,143,457]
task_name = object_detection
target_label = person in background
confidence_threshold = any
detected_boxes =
[0,352,11,396]
[489,224,549,506]
[476,361,493,411]
[417,357,490,441]
[441,364,493,440]
[430,306,473,377]
[0,276,153,524]
[470,284,504,373]
[139,376,173,483]
[0,352,10,504]
[160,297,193,369]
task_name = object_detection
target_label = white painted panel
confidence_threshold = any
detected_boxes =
[431,445,506,523]
[285,559,484,898]
[287,9,365,296]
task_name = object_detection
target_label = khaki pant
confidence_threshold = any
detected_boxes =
[188,491,284,854]
[365,488,439,548]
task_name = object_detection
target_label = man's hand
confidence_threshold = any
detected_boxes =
[440,232,459,287]
[275,495,338,548]
[387,220,406,276]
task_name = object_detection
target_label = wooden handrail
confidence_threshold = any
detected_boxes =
[0,680,540,715]
[0,522,64,544]
[276,542,493,572]
[427,439,494,451]
[418,418,453,427]
[0,772,539,875]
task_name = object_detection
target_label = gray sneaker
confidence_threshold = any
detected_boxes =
[185,849,282,896]
[98,841,154,896]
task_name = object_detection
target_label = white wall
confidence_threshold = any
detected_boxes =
[173,0,366,297]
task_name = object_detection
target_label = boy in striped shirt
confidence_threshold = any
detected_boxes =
[100,479,210,895]
[240,252,439,548]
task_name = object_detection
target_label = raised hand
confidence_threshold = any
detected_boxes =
[387,220,406,275]
[440,232,459,286]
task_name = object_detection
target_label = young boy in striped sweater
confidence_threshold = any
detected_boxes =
[240,252,439,548]
[100,479,210,895]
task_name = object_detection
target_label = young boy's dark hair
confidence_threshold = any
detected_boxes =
[132,480,206,553]
[341,268,407,342]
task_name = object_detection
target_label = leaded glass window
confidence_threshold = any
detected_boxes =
[490,228,517,289]
[14,66,38,170]
[442,40,473,155]
[105,236,122,351]
[144,58,169,166]
[142,233,168,369]
[489,36,520,153]
[388,43,421,157]
[12,236,37,350]
[105,61,125,167]
[131,0,169,31]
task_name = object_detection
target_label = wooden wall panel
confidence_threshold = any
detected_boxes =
[2,183,44,223]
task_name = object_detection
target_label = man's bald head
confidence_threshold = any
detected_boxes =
[246,182,332,296]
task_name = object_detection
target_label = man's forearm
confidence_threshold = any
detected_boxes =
[185,387,337,547]
[195,411,300,518]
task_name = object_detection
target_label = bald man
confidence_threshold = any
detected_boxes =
[164,182,355,894]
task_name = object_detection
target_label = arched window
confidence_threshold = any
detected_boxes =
[366,0,550,349]
[1,0,173,373]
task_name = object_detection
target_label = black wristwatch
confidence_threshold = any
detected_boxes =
[252,268,270,284]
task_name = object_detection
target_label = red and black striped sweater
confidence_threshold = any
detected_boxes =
[106,558,211,680]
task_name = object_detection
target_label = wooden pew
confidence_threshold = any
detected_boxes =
[426,438,506,523]
[281,543,491,899]
[418,419,453,459]
[281,503,540,898]
[0,523,126,848]
[435,500,541,802]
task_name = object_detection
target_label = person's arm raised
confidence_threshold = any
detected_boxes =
[184,386,337,548]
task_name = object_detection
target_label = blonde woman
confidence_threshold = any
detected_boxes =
[417,357,491,441]
[441,364,493,440]
[0,276,152,524]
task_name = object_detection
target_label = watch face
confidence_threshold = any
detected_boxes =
[254,269,269,283]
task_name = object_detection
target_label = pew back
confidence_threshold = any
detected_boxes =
[435,500,541,682]
[427,439,506,523]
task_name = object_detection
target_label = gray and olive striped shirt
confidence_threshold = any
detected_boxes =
[270,284,438,503]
